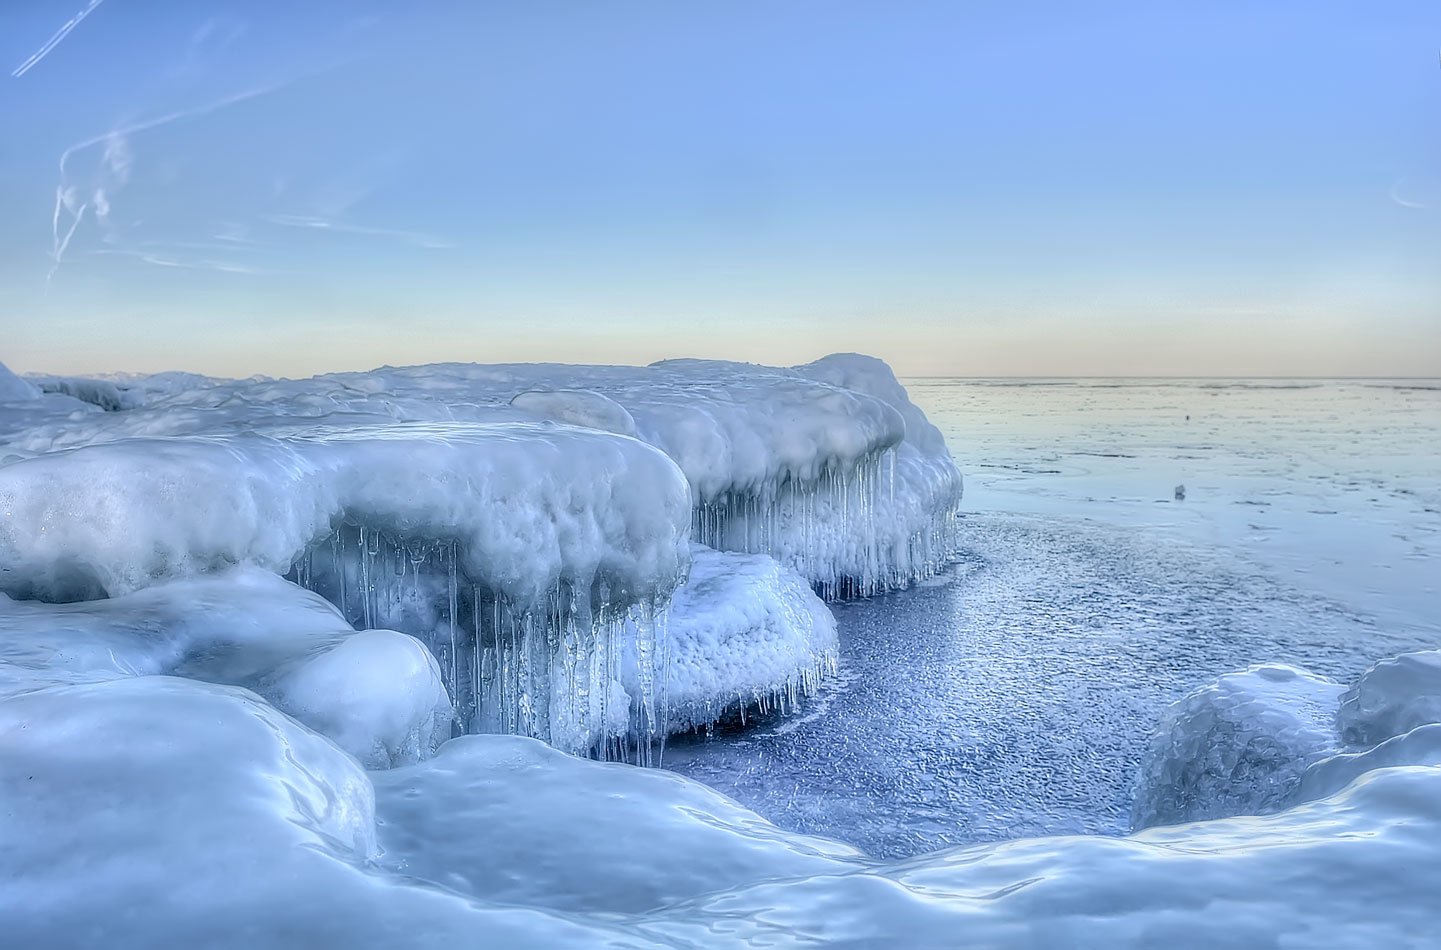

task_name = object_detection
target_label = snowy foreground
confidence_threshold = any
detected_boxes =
[2,357,1440,947]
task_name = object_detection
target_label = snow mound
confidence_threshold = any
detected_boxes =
[1131,664,1344,829]
[644,764,1441,947]
[510,388,639,436]
[0,676,649,948]
[1336,651,1441,748]
[372,734,863,913]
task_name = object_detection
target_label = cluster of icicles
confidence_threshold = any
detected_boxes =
[692,449,963,599]
[288,454,960,761]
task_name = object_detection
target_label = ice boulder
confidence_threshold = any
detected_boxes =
[642,544,838,733]
[269,629,452,768]
[1336,651,1441,748]
[1131,664,1344,829]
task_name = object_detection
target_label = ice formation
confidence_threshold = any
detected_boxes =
[1130,664,1345,829]
[638,544,838,733]
[1335,650,1441,748]
[6,354,963,596]
[0,354,960,753]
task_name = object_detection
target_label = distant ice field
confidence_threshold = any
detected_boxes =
[666,379,1441,856]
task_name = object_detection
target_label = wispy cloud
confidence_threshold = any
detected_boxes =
[1389,179,1426,210]
[92,246,263,275]
[11,0,108,79]
[264,213,453,249]
[47,75,315,281]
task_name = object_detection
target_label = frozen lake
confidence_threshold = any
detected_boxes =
[665,378,1441,857]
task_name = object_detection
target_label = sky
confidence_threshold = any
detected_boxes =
[1,0,1438,378]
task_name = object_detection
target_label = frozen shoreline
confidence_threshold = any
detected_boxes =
[3,359,1440,947]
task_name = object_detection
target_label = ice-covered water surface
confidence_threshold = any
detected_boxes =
[920,377,1441,636]
[667,379,1441,855]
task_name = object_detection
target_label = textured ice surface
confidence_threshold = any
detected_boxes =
[664,511,1439,856]
[1129,664,1344,829]
[1336,651,1441,748]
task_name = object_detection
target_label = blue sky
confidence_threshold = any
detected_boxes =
[1,1,1437,377]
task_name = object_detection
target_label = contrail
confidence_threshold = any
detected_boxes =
[46,67,334,281]
[12,0,108,79]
